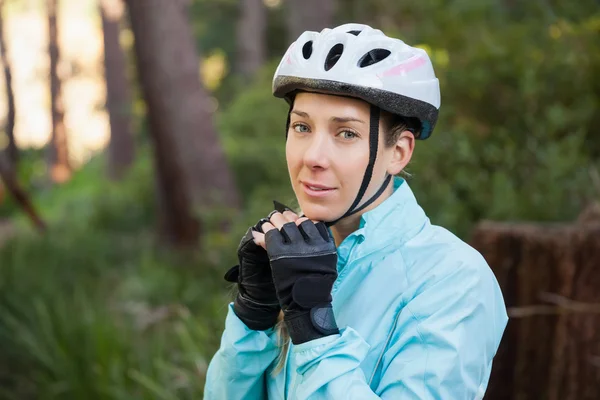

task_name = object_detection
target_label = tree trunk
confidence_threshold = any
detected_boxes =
[47,0,70,183]
[0,0,17,167]
[100,0,135,180]
[236,0,266,80]
[0,152,46,233]
[125,0,239,210]
[126,0,239,245]
[469,211,600,400]
[286,0,337,43]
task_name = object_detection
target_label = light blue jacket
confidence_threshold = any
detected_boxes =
[204,177,508,399]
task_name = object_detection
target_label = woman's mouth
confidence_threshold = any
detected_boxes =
[301,182,336,197]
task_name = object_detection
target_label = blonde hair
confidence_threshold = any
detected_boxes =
[271,311,290,376]
[271,199,298,376]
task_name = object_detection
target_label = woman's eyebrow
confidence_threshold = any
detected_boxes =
[331,116,366,124]
[291,110,366,124]
[291,110,309,118]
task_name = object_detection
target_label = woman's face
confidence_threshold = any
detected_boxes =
[286,92,413,222]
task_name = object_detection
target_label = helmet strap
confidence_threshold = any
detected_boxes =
[325,105,391,227]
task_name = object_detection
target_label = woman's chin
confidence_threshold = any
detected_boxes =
[299,203,344,223]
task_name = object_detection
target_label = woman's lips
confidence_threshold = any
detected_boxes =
[301,182,336,198]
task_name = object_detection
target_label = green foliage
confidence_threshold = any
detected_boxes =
[0,152,234,399]
[0,148,45,217]
[190,0,238,58]
[1,2,600,399]
[402,3,600,236]
[218,61,297,219]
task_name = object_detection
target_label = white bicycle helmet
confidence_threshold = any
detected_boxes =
[273,23,440,139]
[272,23,441,226]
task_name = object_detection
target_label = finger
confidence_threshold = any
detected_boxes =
[253,217,270,233]
[314,222,332,241]
[297,219,322,240]
[251,230,263,242]
[282,210,299,222]
[261,222,276,234]
[268,211,289,230]
[265,228,284,249]
[280,221,304,243]
[295,216,310,226]
[252,231,267,250]
[296,212,318,223]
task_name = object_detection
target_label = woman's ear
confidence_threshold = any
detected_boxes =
[387,130,415,175]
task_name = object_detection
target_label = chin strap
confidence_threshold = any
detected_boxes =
[282,102,391,227]
[324,174,391,227]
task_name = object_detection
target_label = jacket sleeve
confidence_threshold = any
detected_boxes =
[203,303,280,400]
[290,256,509,399]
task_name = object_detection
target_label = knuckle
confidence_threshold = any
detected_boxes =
[283,210,298,220]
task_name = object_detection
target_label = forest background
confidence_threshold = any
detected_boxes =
[0,0,599,398]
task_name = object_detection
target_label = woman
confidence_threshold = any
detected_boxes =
[204,23,508,399]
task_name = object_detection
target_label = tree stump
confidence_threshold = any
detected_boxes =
[470,206,600,400]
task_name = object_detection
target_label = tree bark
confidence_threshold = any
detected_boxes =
[470,213,600,400]
[47,0,71,183]
[126,0,239,245]
[237,0,266,80]
[126,0,239,210]
[286,0,337,43]
[100,0,135,180]
[0,0,17,166]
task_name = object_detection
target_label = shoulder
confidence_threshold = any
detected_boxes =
[404,222,488,272]
[393,222,504,311]
[388,224,508,348]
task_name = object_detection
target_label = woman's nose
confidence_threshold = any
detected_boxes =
[302,132,330,170]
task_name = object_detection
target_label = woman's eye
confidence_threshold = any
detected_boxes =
[339,130,358,140]
[293,124,310,133]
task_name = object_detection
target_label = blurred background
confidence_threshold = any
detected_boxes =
[0,0,598,398]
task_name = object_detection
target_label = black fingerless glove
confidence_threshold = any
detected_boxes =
[265,219,339,344]
[224,219,280,331]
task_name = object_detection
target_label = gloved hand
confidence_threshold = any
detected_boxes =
[264,216,339,344]
[224,218,280,331]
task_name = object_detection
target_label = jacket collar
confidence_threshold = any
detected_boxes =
[336,176,428,266]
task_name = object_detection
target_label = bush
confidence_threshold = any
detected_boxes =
[0,153,234,399]
[218,61,297,219]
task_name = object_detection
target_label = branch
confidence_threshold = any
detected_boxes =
[507,292,600,318]
[0,153,46,233]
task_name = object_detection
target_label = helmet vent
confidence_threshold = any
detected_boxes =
[324,43,344,71]
[347,30,362,36]
[302,41,313,59]
[358,49,391,67]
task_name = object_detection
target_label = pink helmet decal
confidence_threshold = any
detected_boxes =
[379,56,427,78]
